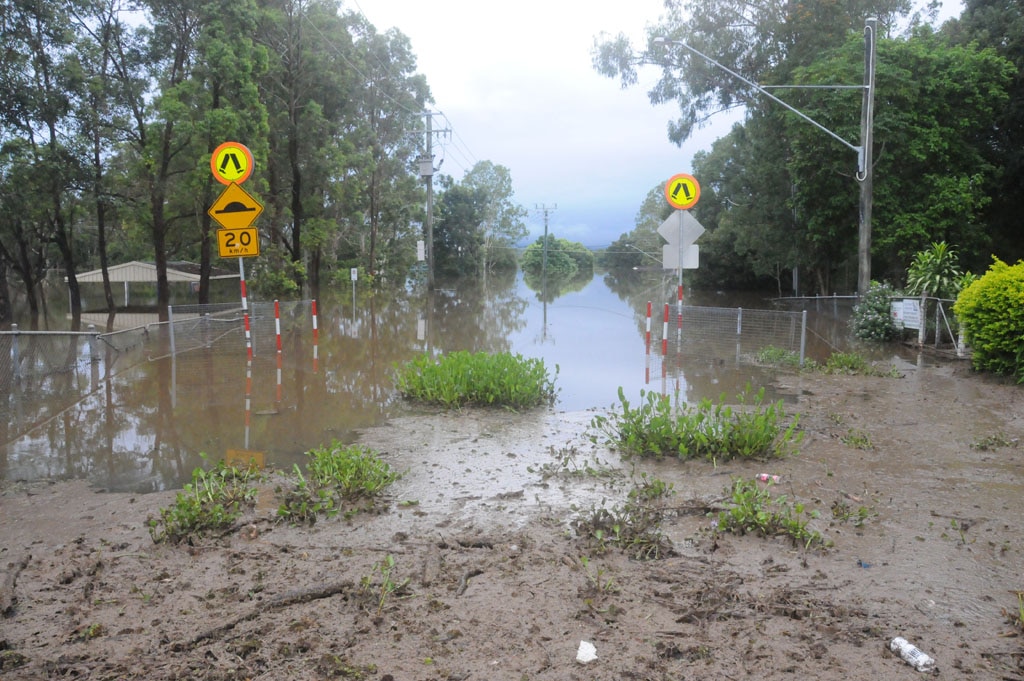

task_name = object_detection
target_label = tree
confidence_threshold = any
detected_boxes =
[461,161,527,272]
[432,179,485,277]
[602,185,671,270]
[521,235,591,279]
[593,0,911,145]
[1,0,91,326]
[946,0,1024,269]
[786,29,1012,284]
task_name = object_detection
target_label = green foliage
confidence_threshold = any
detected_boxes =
[716,478,827,550]
[755,345,803,367]
[394,351,558,409]
[821,352,870,375]
[572,473,675,560]
[851,281,899,342]
[433,181,487,277]
[461,161,529,271]
[830,499,876,527]
[592,385,802,462]
[360,554,409,615]
[520,235,594,279]
[148,456,260,543]
[277,441,402,524]
[840,428,873,450]
[906,241,962,299]
[249,253,305,298]
[953,257,1024,380]
[969,431,1017,451]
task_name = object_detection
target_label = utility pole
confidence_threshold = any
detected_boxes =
[418,112,450,290]
[858,17,877,296]
[653,17,877,295]
[535,203,557,279]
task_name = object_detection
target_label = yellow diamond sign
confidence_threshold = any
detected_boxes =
[208,182,263,230]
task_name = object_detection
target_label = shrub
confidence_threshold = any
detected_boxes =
[953,258,1024,380]
[716,478,827,550]
[851,281,899,342]
[592,385,802,462]
[394,350,558,409]
[277,441,402,523]
[906,241,963,299]
[148,456,260,543]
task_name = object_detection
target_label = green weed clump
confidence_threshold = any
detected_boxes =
[592,385,802,462]
[277,441,402,524]
[147,455,260,543]
[715,478,827,550]
[755,345,804,368]
[394,350,558,409]
[572,473,675,560]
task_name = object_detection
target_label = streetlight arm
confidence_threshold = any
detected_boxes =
[652,37,863,166]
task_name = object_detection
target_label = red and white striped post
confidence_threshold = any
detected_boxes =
[677,285,684,336]
[274,299,283,403]
[239,259,252,361]
[662,303,669,357]
[311,299,319,373]
[244,360,252,449]
[274,299,282,353]
[645,301,652,354]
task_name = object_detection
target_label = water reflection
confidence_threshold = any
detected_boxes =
[1,270,855,492]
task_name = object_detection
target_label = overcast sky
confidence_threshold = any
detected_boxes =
[356,0,962,249]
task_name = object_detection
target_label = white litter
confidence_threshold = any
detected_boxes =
[576,640,598,663]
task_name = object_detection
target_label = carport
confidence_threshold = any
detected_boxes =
[71,261,239,308]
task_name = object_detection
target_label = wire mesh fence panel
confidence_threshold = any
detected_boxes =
[248,300,314,358]
[662,306,805,360]
[162,303,246,359]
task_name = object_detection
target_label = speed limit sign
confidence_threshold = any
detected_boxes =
[217,227,260,258]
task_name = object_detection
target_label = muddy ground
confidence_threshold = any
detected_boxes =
[1,360,1023,680]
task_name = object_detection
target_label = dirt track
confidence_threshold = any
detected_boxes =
[1,363,1023,680]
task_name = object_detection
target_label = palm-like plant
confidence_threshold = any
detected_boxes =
[906,241,963,299]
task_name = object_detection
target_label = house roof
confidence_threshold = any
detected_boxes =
[74,261,239,283]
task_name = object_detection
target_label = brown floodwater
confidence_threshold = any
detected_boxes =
[0,269,922,493]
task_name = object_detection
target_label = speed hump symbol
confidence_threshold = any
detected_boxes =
[664,173,700,210]
[211,141,254,185]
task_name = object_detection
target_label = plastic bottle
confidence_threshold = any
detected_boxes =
[889,637,936,672]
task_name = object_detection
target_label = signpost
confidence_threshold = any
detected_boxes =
[208,141,263,452]
[661,174,704,320]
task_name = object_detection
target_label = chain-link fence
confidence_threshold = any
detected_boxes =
[648,304,807,364]
[1,300,318,443]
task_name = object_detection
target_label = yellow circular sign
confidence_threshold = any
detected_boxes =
[665,173,700,210]
[211,141,254,185]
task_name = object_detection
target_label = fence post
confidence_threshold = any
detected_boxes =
[11,323,20,381]
[918,296,927,346]
[168,305,176,356]
[88,325,99,363]
[799,310,807,366]
[736,308,743,335]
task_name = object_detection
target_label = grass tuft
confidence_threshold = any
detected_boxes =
[394,350,557,409]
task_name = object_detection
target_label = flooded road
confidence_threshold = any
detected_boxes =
[2,269,862,492]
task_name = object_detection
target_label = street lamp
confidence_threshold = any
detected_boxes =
[651,18,876,295]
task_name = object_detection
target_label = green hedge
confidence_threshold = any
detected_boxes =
[953,258,1024,381]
